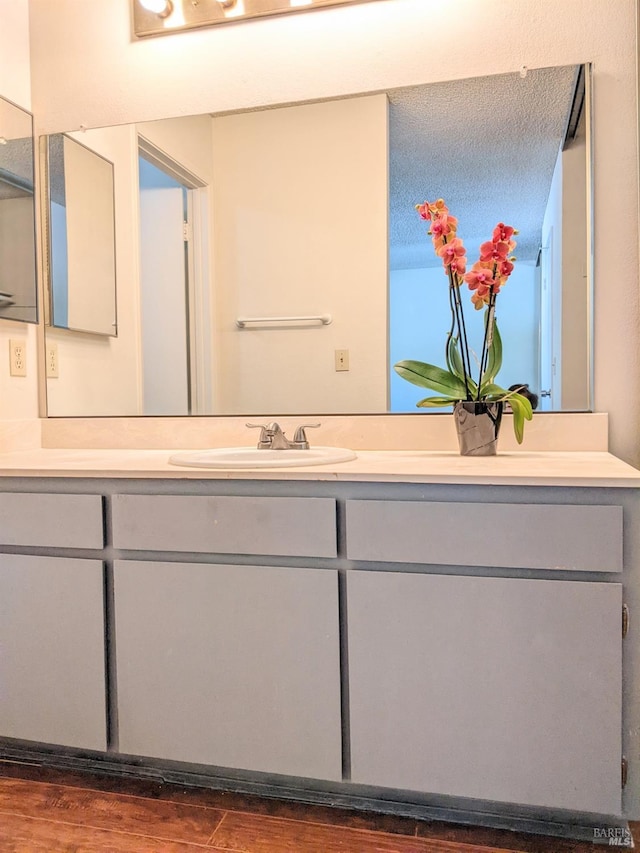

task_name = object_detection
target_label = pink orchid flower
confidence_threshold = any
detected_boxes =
[429,198,448,218]
[497,258,515,280]
[479,240,510,263]
[437,237,467,276]
[463,264,495,293]
[415,198,450,222]
[492,222,517,246]
[470,290,488,310]
[430,214,458,248]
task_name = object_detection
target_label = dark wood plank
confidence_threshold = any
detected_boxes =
[0,777,224,845]
[0,812,230,853]
[0,762,634,853]
[0,760,171,798]
[0,761,424,836]
[207,811,525,853]
[414,820,622,853]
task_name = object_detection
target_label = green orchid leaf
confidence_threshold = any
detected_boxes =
[510,399,526,444]
[507,392,533,445]
[416,396,459,408]
[479,382,510,400]
[446,335,465,382]
[482,319,503,386]
[466,377,479,396]
[394,360,467,398]
[511,392,533,420]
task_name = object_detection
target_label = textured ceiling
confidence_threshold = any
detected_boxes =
[0,138,34,199]
[389,65,579,270]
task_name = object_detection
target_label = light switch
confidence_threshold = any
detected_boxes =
[335,349,349,371]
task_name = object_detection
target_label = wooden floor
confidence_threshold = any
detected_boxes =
[0,762,635,852]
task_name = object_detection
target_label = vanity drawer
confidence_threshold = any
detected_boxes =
[112,494,337,557]
[0,493,104,548]
[345,500,623,573]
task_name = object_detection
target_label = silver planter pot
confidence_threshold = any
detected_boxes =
[453,401,504,456]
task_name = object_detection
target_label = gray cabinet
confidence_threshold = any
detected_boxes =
[346,500,623,572]
[112,494,337,557]
[348,570,622,815]
[0,554,106,750]
[0,493,104,548]
[114,560,342,780]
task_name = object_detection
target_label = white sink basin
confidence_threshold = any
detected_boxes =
[168,446,357,469]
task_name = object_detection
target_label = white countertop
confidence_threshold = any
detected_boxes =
[0,447,637,487]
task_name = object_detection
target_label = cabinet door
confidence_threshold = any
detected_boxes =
[0,555,106,750]
[114,560,342,781]
[348,571,622,815]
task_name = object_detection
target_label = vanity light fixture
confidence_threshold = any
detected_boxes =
[138,0,173,16]
[217,0,245,18]
[133,0,385,37]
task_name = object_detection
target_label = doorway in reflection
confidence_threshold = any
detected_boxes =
[137,142,210,415]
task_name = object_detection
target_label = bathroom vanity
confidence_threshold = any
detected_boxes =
[0,447,636,839]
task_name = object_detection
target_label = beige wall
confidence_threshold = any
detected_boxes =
[26,0,640,464]
[0,0,38,420]
[47,125,143,417]
[47,116,218,417]
[47,101,388,416]
[0,0,30,107]
[211,95,388,414]
[140,116,215,184]
[561,120,589,411]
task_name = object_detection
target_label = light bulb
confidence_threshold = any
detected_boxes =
[139,0,173,17]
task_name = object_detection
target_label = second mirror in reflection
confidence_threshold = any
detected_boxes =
[47,134,117,337]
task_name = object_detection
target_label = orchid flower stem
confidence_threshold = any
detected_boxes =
[446,283,456,347]
[441,232,471,400]
[477,292,497,399]
[454,278,473,394]
[446,267,471,400]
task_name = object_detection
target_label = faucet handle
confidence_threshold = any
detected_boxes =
[246,422,277,448]
[293,423,321,448]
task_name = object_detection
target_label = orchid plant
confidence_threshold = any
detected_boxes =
[394,199,533,443]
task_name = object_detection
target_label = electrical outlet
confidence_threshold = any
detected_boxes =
[334,349,349,371]
[9,340,27,377]
[46,342,59,378]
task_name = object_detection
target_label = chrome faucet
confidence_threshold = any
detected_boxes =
[246,422,320,450]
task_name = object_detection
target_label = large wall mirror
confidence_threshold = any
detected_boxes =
[42,64,592,417]
[0,96,37,324]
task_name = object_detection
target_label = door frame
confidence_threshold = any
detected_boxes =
[137,136,211,414]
